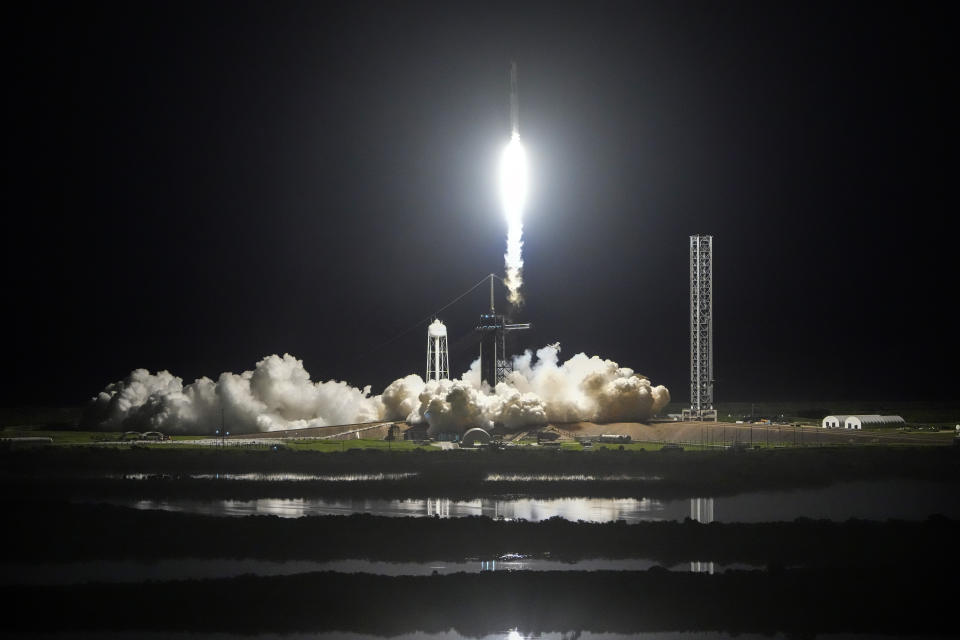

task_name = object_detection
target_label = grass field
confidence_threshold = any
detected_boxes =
[284,438,428,452]
[4,425,955,452]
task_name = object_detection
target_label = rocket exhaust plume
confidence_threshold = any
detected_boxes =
[84,348,669,435]
[500,62,528,306]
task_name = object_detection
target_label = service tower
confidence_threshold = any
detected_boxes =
[477,275,529,387]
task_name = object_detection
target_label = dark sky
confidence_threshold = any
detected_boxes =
[5,1,956,406]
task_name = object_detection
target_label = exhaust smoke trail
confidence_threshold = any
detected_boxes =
[500,62,528,307]
[500,131,527,306]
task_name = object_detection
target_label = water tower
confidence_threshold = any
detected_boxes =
[426,319,449,381]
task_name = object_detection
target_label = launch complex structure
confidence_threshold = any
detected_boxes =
[476,274,530,387]
[421,273,530,388]
[428,233,715,413]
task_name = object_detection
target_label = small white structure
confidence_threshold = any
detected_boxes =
[460,428,491,448]
[822,415,849,428]
[843,415,905,430]
[598,434,632,443]
[426,319,449,382]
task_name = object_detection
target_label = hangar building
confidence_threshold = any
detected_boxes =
[821,415,905,429]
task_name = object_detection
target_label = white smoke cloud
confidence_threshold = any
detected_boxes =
[86,354,383,434]
[380,374,426,424]
[85,347,669,435]
[416,345,669,435]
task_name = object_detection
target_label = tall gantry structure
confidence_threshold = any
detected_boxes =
[477,275,530,387]
[683,235,718,421]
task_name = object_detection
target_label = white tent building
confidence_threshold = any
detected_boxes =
[460,428,492,448]
[821,415,848,428]
[822,415,905,429]
[844,415,904,430]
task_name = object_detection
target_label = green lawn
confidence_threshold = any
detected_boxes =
[283,438,432,452]
[4,425,953,452]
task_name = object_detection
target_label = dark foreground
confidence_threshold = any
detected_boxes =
[6,501,958,567]
[4,444,958,499]
[1,444,957,636]
[2,568,953,635]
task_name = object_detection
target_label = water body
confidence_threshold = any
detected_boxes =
[109,479,958,522]
[0,631,921,639]
[0,557,761,585]
[484,474,661,481]
[104,472,419,481]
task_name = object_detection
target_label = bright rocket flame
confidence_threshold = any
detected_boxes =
[500,132,528,217]
[500,132,528,306]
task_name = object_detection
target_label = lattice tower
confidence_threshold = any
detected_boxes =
[689,235,715,418]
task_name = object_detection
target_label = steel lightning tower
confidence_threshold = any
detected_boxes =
[683,235,718,422]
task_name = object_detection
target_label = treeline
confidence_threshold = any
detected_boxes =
[6,501,958,567]
[1,567,953,634]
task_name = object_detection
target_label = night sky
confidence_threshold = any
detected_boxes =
[5,1,955,407]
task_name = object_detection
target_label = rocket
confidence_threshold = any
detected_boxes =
[509,61,519,137]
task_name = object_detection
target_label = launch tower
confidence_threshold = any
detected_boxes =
[683,235,718,421]
[477,275,529,387]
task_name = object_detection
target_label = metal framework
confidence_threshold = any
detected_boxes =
[477,275,530,387]
[426,319,449,381]
[683,235,717,422]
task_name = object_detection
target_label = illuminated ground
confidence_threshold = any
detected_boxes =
[535,421,954,448]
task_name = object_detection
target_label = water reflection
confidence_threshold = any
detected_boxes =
[3,630,897,639]
[111,472,418,481]
[127,496,672,522]
[484,474,661,481]
[689,498,715,573]
[116,480,959,523]
[690,497,714,523]
[0,557,760,585]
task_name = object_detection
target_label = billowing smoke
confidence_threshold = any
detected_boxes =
[85,354,383,434]
[85,346,669,435]
[414,345,669,434]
